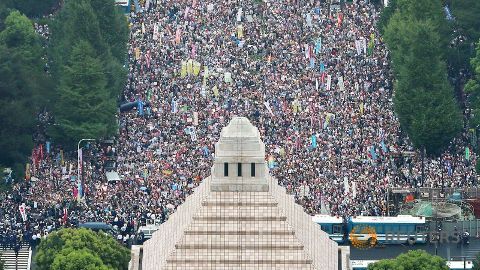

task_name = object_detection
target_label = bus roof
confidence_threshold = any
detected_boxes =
[312,215,343,224]
[350,260,377,267]
[350,215,425,224]
[446,261,473,269]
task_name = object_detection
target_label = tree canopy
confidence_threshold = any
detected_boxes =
[368,250,448,270]
[465,40,480,128]
[35,228,130,270]
[383,0,462,156]
[0,11,52,176]
[47,0,127,147]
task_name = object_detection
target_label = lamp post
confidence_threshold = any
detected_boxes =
[77,139,95,199]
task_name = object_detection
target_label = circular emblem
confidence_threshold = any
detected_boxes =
[349,225,378,249]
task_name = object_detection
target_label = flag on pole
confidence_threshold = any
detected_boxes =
[466,147,471,161]
[171,99,178,113]
[19,203,27,222]
[311,134,317,149]
[314,37,322,54]
[326,75,332,90]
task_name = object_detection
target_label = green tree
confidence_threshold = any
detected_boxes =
[0,0,60,18]
[0,11,52,176]
[378,0,397,33]
[368,250,448,270]
[384,2,462,155]
[35,228,130,270]
[49,40,117,146]
[465,40,480,128]
[51,249,112,270]
[49,0,127,99]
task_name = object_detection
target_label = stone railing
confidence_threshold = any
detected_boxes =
[141,177,212,270]
[267,166,339,270]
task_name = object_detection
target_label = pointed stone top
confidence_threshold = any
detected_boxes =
[220,117,259,138]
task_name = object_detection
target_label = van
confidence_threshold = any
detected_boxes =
[79,222,115,234]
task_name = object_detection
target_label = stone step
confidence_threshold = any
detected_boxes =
[202,201,278,207]
[0,248,30,270]
[192,216,286,221]
[188,220,292,232]
[164,263,315,270]
[175,244,304,250]
[166,258,313,264]
[184,230,295,236]
[179,233,303,245]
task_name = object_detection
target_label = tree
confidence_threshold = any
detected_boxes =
[49,40,117,146]
[35,228,130,270]
[0,0,60,18]
[368,250,448,270]
[50,249,113,270]
[465,40,480,128]
[384,1,462,156]
[49,0,127,99]
[0,11,52,176]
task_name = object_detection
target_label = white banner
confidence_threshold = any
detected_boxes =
[338,76,344,92]
[19,203,27,222]
[326,75,332,90]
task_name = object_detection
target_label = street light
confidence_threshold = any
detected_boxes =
[77,138,95,199]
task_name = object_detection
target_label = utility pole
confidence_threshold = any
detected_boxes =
[77,139,96,199]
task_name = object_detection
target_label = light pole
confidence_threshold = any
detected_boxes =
[77,139,95,199]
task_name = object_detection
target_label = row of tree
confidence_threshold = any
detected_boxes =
[381,0,463,156]
[0,0,128,178]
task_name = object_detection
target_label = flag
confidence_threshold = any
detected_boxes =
[314,37,322,54]
[337,12,343,27]
[237,25,244,38]
[187,59,193,75]
[381,140,388,153]
[193,112,199,126]
[326,75,332,90]
[78,148,82,197]
[264,101,274,117]
[360,102,364,115]
[466,147,471,161]
[193,61,201,76]
[309,57,315,69]
[180,61,187,78]
[63,208,68,224]
[25,163,31,181]
[202,66,209,88]
[213,85,219,97]
[369,146,377,161]
[135,48,140,60]
[19,204,27,222]
[138,100,144,116]
[338,76,344,92]
[311,134,317,149]
[320,62,325,73]
[171,99,178,113]
[60,149,64,166]
[175,28,181,44]
[147,88,152,101]
[268,156,275,169]
[46,141,51,154]
[315,78,319,91]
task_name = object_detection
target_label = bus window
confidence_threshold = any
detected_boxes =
[416,225,426,233]
[333,225,342,234]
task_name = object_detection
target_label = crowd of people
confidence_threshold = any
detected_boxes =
[0,0,477,249]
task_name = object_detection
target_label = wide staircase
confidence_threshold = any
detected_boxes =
[164,192,315,270]
[0,247,30,270]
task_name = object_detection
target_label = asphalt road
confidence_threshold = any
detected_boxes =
[349,239,480,261]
